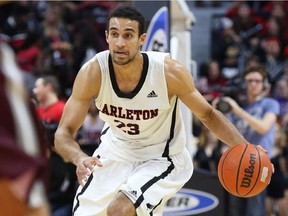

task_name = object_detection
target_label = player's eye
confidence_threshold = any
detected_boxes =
[124,33,133,39]
[111,32,119,37]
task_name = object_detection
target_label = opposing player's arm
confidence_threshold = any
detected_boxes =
[55,58,101,165]
[165,57,247,147]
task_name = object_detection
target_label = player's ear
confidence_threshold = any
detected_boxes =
[139,33,146,46]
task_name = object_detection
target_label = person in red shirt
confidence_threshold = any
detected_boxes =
[33,75,77,216]
[33,75,65,123]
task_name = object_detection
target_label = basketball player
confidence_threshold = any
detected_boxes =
[215,66,280,216]
[0,42,50,215]
[55,5,253,216]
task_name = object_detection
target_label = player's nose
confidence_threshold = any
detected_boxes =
[116,37,125,47]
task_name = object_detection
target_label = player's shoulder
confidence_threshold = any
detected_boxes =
[142,51,170,56]
[79,51,107,75]
[142,51,176,70]
[95,50,110,61]
[142,51,170,61]
[75,51,102,92]
[163,54,186,76]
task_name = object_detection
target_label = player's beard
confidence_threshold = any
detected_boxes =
[111,50,138,66]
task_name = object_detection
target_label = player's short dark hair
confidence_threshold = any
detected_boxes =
[106,5,146,36]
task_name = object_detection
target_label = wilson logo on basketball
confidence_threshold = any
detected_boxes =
[240,153,256,188]
[218,143,272,198]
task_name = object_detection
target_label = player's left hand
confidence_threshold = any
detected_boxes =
[76,156,102,186]
[256,145,275,174]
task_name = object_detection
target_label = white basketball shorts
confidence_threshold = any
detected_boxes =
[72,148,193,216]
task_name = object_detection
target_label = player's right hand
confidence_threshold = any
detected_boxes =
[76,156,102,186]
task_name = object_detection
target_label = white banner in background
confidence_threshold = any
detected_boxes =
[142,6,168,52]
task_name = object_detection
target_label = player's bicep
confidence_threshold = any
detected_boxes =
[165,57,212,121]
[58,59,100,135]
[72,58,101,100]
[165,57,195,98]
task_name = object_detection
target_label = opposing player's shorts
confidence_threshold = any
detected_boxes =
[72,148,193,216]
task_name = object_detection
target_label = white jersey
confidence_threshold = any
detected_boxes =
[95,50,186,161]
[73,50,194,216]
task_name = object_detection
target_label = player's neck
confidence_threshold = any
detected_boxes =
[113,53,143,81]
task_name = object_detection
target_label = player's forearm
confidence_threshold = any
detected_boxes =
[202,109,247,147]
[54,128,88,165]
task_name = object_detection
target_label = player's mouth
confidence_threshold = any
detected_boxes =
[115,51,128,57]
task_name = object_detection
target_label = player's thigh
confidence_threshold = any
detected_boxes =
[120,149,193,216]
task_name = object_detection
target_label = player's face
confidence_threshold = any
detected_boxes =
[106,18,146,65]
[244,72,264,97]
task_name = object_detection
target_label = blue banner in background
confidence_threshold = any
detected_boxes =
[163,169,227,216]
[142,6,168,52]
[164,188,219,216]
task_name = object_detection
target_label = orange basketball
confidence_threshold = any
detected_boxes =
[218,143,273,198]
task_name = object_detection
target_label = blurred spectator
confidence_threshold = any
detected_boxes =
[36,2,73,98]
[210,140,229,172]
[0,2,39,52]
[242,36,265,69]
[283,130,288,212]
[196,60,227,103]
[193,126,220,172]
[277,63,288,128]
[224,1,288,95]
[0,1,123,100]
[211,17,241,79]
[16,31,42,75]
[0,42,50,216]
[33,75,77,216]
[261,1,288,27]
[273,79,288,124]
[72,20,104,74]
[244,55,262,69]
[265,123,288,216]
[78,99,104,146]
[39,3,72,56]
[213,66,280,216]
[33,75,65,127]
[280,60,288,81]
[261,16,285,45]
[260,37,285,91]
[0,2,14,28]
[222,2,267,74]
[226,2,265,36]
